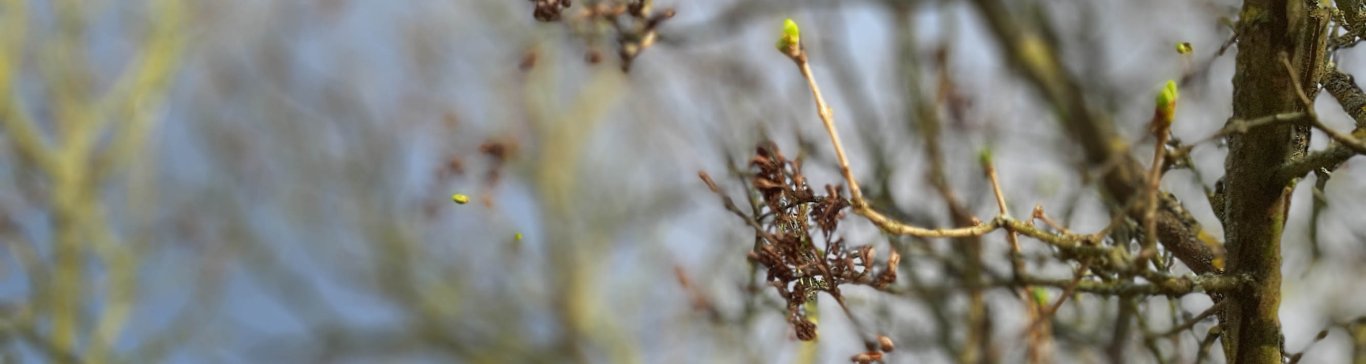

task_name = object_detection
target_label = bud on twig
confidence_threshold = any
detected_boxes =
[877,335,895,352]
[1152,80,1179,135]
[775,18,803,60]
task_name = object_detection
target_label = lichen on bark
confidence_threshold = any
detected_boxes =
[1222,0,1329,362]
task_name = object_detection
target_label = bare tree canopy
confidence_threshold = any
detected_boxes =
[1,0,1365,363]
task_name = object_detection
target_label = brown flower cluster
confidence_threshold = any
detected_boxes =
[524,0,675,72]
[531,0,571,22]
[738,142,900,341]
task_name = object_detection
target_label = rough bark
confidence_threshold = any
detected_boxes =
[1222,0,1328,362]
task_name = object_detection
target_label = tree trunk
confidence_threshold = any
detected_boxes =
[1223,0,1327,362]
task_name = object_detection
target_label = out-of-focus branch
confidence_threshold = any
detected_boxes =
[893,8,991,360]
[1019,273,1245,296]
[524,59,634,362]
[0,0,191,359]
[967,0,1220,275]
[1146,299,1228,340]
[0,0,54,172]
[46,0,102,355]
[983,153,1052,363]
[890,272,1247,297]
[90,0,188,182]
[662,0,856,47]
[84,213,136,363]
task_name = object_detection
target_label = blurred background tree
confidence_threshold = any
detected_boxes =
[0,0,1365,363]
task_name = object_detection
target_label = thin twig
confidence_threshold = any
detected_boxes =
[1140,123,1171,267]
[1147,300,1229,339]
[985,157,1050,363]
[795,57,865,208]
[1282,55,1366,155]
[985,159,1024,277]
[1006,272,1245,296]
[1194,112,1308,145]
[786,36,1019,243]
[1275,68,1366,179]
[1023,260,1090,354]
[894,271,1246,297]
[1031,205,1073,234]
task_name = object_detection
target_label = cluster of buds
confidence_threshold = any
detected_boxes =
[850,335,896,363]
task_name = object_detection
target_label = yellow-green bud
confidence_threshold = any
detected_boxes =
[1154,80,1179,129]
[1175,42,1193,55]
[452,193,470,205]
[775,18,801,53]
[1030,287,1050,307]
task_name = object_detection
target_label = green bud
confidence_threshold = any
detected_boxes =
[1030,287,1050,307]
[452,193,470,205]
[775,18,801,53]
[1175,42,1193,55]
[1154,80,1179,128]
[978,147,994,169]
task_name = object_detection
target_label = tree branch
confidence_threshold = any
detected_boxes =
[967,0,1220,275]
[1276,68,1366,180]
